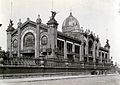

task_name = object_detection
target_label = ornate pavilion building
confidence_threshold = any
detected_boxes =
[4,11,112,73]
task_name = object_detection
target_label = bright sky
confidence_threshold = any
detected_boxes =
[0,0,120,65]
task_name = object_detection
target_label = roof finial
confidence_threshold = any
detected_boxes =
[70,9,72,16]
[27,17,30,21]
[36,14,42,24]
[17,18,22,28]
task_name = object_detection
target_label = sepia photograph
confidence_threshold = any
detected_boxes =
[0,0,120,85]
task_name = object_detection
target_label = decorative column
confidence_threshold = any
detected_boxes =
[107,48,110,63]
[107,51,110,63]
[64,40,68,66]
[86,39,89,62]
[104,52,106,63]
[79,45,82,61]
[72,43,75,61]
[81,42,85,67]
[96,44,99,58]
[64,40,67,59]
[99,51,102,63]
[81,42,84,61]
[17,19,22,57]
[36,15,42,58]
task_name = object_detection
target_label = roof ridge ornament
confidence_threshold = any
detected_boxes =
[17,19,22,28]
[27,17,30,21]
[36,14,42,24]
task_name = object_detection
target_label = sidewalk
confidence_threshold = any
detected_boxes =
[0,74,118,84]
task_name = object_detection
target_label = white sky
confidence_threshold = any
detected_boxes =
[0,0,120,65]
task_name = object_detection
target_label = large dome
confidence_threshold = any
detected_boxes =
[62,12,80,33]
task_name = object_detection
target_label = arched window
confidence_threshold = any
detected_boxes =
[13,39,18,48]
[41,35,48,45]
[23,32,35,48]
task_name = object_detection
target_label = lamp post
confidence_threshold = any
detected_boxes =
[0,24,2,26]
[0,24,2,27]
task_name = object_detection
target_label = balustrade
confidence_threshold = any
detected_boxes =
[3,56,112,70]
[4,57,36,66]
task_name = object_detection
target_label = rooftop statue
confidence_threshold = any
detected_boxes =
[9,19,13,27]
[47,11,58,25]
[51,11,56,19]
[106,39,109,44]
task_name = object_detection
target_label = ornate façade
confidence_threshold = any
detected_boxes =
[5,11,112,71]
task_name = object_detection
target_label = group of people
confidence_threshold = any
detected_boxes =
[91,70,107,75]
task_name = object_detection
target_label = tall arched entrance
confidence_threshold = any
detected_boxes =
[22,32,35,58]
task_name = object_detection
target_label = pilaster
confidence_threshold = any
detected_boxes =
[17,19,22,57]
[36,25,40,58]
[18,28,21,57]
[36,15,42,58]
[81,42,84,61]
[79,45,82,61]
[64,40,67,59]
[93,41,96,62]
[86,40,89,62]
[7,32,12,57]
[72,43,75,61]
[100,51,102,63]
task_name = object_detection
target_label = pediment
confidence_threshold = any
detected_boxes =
[20,20,37,31]
[20,20,48,31]
[12,20,48,36]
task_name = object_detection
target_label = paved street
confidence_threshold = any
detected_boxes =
[0,74,120,85]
